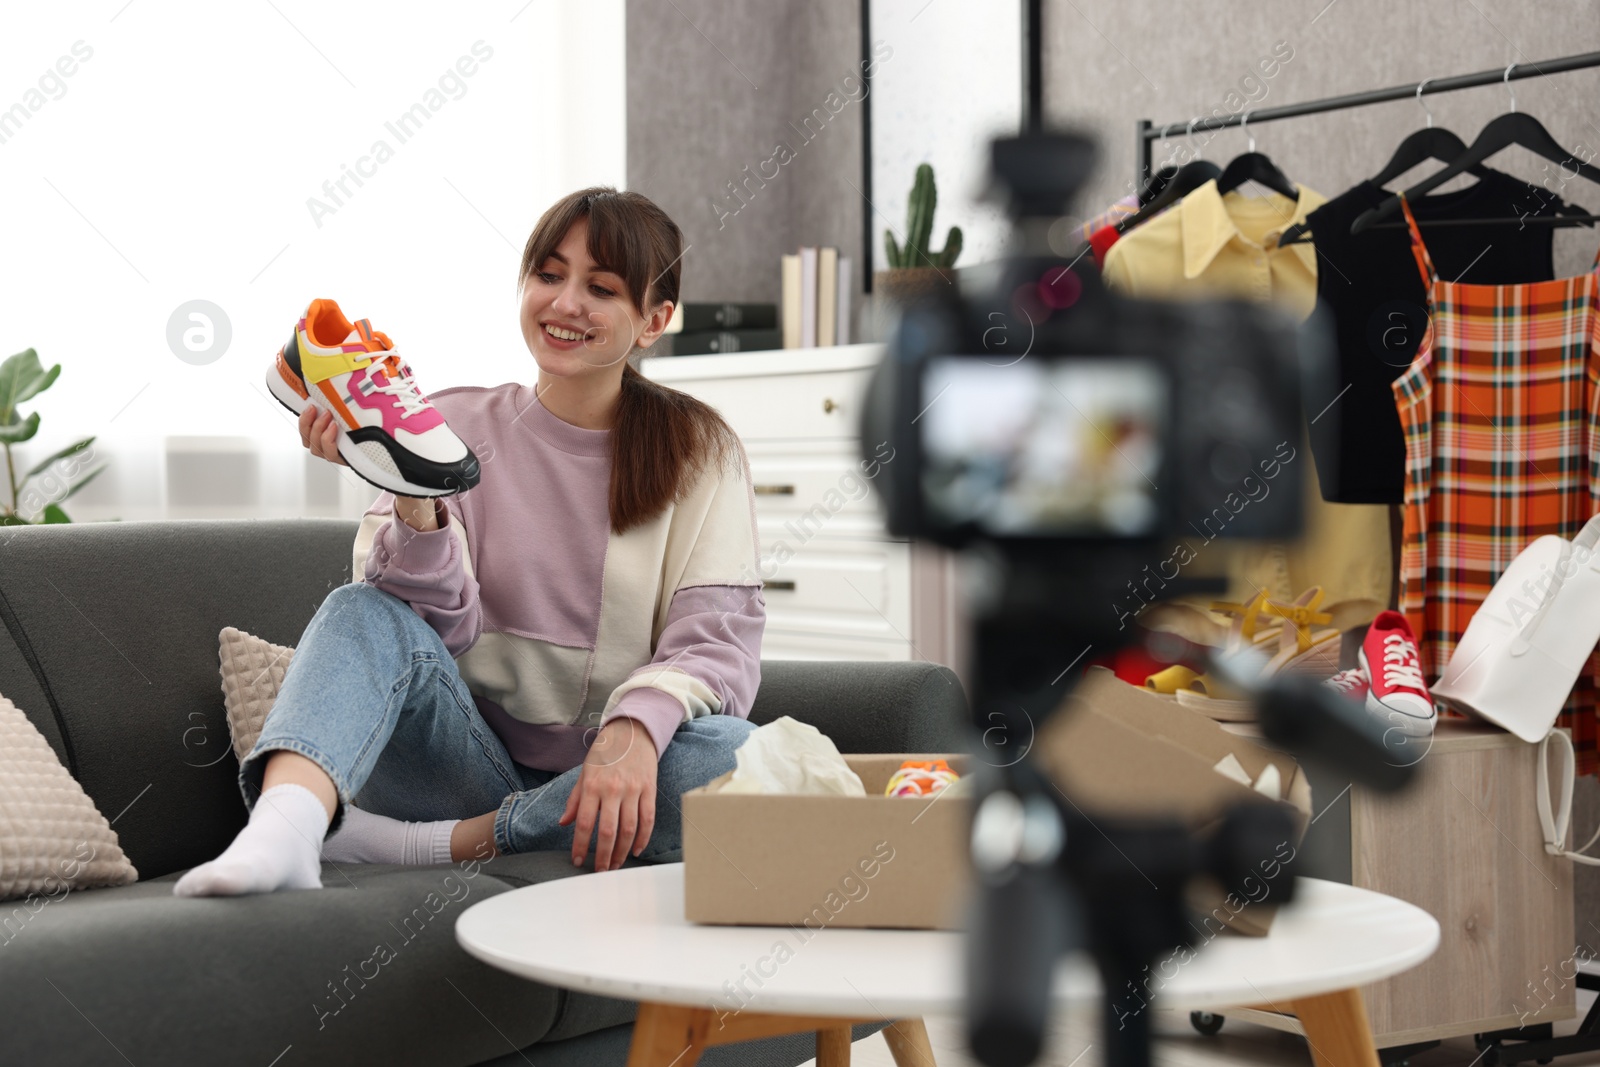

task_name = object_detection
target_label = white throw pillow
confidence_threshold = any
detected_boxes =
[217,626,295,763]
[0,693,138,901]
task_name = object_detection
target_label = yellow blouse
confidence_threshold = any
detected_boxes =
[1102,179,1323,312]
[1102,180,1391,637]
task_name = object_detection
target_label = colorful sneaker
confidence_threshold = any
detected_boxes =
[1358,611,1437,738]
[267,298,480,497]
[1323,668,1369,701]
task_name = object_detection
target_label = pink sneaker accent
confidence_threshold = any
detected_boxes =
[346,355,446,435]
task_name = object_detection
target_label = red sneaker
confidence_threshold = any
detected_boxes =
[1359,612,1436,738]
[1323,668,1369,701]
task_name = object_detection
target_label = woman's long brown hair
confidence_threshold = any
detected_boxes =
[518,187,741,534]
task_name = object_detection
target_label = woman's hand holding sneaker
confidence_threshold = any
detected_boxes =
[299,406,346,467]
[300,406,439,533]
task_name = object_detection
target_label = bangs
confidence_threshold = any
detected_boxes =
[582,197,652,310]
[519,187,676,315]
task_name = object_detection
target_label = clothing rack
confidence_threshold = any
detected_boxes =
[1132,52,1600,1067]
[1134,51,1600,188]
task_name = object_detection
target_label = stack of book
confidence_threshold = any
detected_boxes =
[780,247,852,349]
[664,302,780,355]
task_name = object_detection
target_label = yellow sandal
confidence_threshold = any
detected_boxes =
[1174,587,1343,720]
[1144,591,1279,699]
[1210,591,1281,652]
[1145,663,1207,696]
[1258,587,1341,676]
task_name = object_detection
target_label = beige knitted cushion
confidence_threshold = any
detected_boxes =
[217,626,295,763]
[0,693,138,901]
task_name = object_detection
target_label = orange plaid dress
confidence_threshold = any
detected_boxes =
[1394,196,1600,773]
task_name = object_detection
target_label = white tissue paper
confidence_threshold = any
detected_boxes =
[1212,753,1252,787]
[717,716,867,796]
[1252,763,1282,801]
[1211,753,1283,800]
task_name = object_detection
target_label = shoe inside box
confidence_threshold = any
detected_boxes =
[700,752,970,796]
[1034,667,1313,936]
[1038,667,1311,826]
[683,752,972,929]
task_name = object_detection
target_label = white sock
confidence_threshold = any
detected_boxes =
[320,803,459,866]
[172,783,330,897]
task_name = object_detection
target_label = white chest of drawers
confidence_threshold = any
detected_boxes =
[641,345,966,680]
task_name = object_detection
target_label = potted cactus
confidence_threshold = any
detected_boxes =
[876,162,963,305]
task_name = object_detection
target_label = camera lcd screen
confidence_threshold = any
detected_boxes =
[919,357,1167,537]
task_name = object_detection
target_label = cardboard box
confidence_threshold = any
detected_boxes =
[1033,667,1312,936]
[683,753,972,930]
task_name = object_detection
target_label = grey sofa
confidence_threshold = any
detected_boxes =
[0,518,968,1067]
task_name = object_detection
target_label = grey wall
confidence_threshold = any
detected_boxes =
[625,0,864,309]
[628,0,1600,304]
[1043,0,1600,275]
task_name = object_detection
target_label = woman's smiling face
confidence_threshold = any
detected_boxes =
[520,217,670,379]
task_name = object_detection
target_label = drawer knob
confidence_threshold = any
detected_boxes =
[822,397,838,414]
[762,579,797,591]
[753,484,796,496]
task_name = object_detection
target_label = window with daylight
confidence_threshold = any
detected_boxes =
[868,0,1021,273]
[0,1,624,520]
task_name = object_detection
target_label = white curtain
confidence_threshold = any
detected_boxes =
[0,0,626,522]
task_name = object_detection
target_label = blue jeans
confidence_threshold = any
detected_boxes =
[238,581,754,860]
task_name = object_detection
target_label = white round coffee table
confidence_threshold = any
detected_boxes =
[456,864,1437,1067]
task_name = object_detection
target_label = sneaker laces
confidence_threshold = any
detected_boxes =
[1381,633,1426,692]
[1325,668,1365,695]
[365,352,432,418]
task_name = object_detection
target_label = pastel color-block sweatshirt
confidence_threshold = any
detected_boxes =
[350,382,766,771]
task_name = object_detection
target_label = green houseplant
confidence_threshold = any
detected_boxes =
[877,162,963,305]
[0,348,107,525]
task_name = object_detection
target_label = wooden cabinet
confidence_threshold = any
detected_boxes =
[1228,720,1577,1049]
[640,346,968,683]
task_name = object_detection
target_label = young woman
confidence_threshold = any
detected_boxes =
[175,188,763,896]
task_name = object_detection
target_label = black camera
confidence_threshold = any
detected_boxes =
[858,130,1407,1067]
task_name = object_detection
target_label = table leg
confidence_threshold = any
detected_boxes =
[817,1025,853,1067]
[624,1002,883,1067]
[627,1002,711,1067]
[1291,988,1380,1067]
[882,1018,937,1067]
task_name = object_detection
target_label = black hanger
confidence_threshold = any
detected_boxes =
[1279,126,1487,247]
[1115,159,1220,235]
[1368,126,1489,188]
[1215,151,1299,200]
[1352,111,1600,233]
[1137,164,1180,207]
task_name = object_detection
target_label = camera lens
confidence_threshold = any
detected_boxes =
[1208,440,1253,484]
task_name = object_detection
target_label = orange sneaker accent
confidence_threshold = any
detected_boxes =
[884,759,959,797]
[275,350,310,401]
[305,298,357,349]
[350,318,391,353]
[317,379,363,430]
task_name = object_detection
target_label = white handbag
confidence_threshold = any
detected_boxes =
[1432,513,1600,742]
[1539,730,1600,867]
